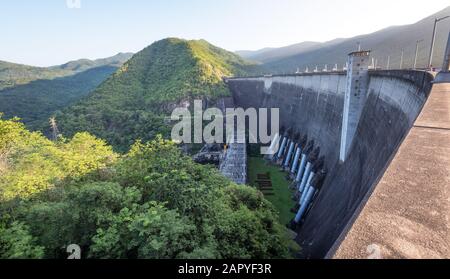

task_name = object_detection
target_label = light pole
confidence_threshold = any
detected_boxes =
[414,39,424,69]
[400,49,404,69]
[444,32,450,72]
[428,16,450,68]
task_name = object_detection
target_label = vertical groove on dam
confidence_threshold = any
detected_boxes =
[226,70,434,258]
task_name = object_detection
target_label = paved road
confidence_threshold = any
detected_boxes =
[335,83,450,259]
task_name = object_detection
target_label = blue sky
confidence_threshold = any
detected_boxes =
[1,0,449,66]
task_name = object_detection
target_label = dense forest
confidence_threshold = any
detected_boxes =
[0,117,292,259]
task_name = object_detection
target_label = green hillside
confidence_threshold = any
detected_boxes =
[57,38,260,151]
[0,66,118,130]
[0,61,70,91]
[0,53,133,91]
[0,53,133,132]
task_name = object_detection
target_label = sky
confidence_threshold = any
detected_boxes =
[1,0,449,66]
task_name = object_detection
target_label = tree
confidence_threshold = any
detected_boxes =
[0,119,293,259]
[0,222,44,259]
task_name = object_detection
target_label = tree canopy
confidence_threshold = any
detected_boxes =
[0,117,292,259]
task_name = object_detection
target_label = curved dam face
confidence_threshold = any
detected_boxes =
[226,70,434,258]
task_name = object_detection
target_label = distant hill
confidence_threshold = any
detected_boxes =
[0,61,70,91]
[236,47,276,61]
[0,66,118,130]
[0,53,133,91]
[236,41,324,63]
[57,38,260,151]
[0,53,133,130]
[49,52,133,73]
[242,6,450,73]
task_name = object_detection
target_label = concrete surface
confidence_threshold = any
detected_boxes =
[335,83,450,259]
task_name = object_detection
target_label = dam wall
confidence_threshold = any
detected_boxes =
[228,73,347,169]
[226,70,434,258]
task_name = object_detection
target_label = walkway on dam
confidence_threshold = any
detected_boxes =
[219,132,247,185]
[335,82,450,259]
[217,97,247,185]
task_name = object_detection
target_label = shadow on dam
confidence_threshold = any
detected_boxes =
[226,70,434,259]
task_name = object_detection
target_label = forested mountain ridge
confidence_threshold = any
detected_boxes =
[0,53,133,91]
[49,52,133,73]
[57,38,260,151]
[0,61,70,91]
[0,66,118,131]
[0,53,133,132]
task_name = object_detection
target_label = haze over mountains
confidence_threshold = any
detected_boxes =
[236,41,325,64]
[238,6,450,73]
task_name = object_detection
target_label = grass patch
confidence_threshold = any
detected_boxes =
[248,156,295,225]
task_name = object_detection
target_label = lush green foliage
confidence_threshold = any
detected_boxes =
[0,222,45,259]
[0,118,292,259]
[0,117,117,201]
[57,38,260,152]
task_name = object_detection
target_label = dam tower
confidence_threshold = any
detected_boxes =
[340,50,371,162]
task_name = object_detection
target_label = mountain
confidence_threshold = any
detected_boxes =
[0,66,118,130]
[0,61,70,91]
[236,41,324,63]
[0,53,133,130]
[0,53,133,91]
[236,47,276,60]
[57,38,260,151]
[49,52,133,72]
[246,6,450,73]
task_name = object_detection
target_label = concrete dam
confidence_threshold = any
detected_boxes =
[224,65,448,258]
